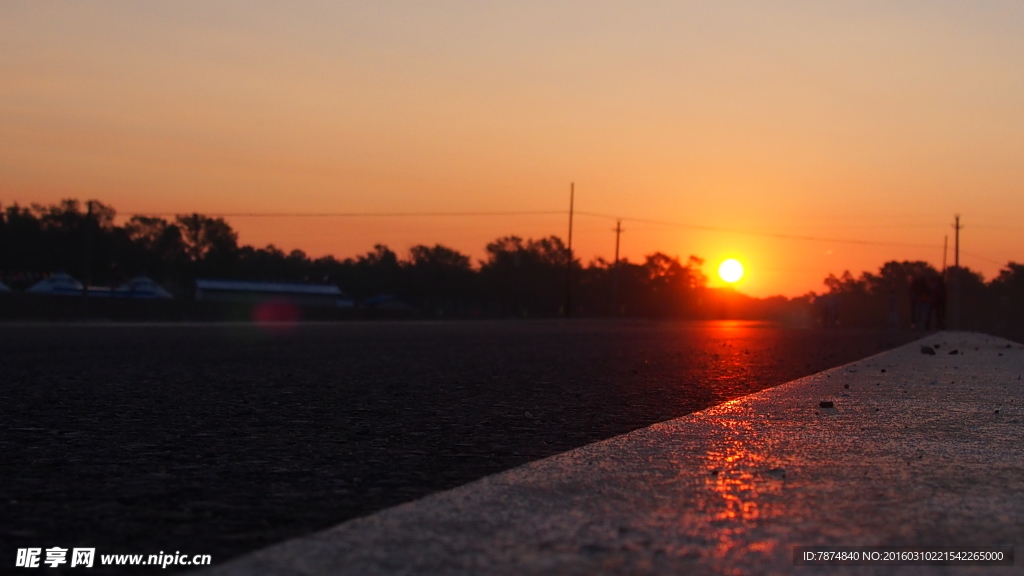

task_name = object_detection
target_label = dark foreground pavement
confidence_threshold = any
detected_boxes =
[204,332,1024,576]
[1,320,917,572]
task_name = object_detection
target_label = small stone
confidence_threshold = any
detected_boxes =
[524,411,533,419]
[994,410,1000,414]
[948,350,959,355]
[881,369,886,373]
[1007,344,1012,349]
[934,344,941,349]
[920,346,936,355]
[819,401,834,408]
[844,384,849,389]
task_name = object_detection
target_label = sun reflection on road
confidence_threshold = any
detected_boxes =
[695,413,787,558]
[703,420,769,521]
[701,321,766,396]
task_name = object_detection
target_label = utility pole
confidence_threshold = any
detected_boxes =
[564,182,574,318]
[942,235,948,272]
[613,219,622,267]
[951,215,963,329]
[954,215,961,268]
[612,219,623,317]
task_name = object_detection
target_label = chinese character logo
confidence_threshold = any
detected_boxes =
[44,547,68,568]
[15,548,41,568]
[71,548,95,568]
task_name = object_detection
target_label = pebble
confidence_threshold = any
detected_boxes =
[524,411,533,419]
[921,346,936,355]
[819,401,834,408]
[949,350,959,355]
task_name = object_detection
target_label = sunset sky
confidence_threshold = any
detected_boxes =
[2,1,1023,296]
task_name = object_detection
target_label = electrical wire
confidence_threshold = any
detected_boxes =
[121,207,1017,263]
[960,250,1013,267]
[125,210,566,218]
[574,211,940,249]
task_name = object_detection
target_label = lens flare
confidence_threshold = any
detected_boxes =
[718,259,744,283]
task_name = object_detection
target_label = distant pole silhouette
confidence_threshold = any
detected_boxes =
[942,235,948,272]
[612,219,623,316]
[954,215,961,268]
[613,219,622,266]
[951,215,963,329]
[564,182,574,318]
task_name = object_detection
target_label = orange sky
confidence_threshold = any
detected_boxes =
[2,1,1023,296]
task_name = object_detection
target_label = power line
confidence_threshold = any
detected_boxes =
[971,225,1024,232]
[575,211,940,249]
[119,206,1015,259]
[960,250,1010,267]
[123,210,566,218]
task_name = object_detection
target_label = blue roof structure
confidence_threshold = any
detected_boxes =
[195,279,343,296]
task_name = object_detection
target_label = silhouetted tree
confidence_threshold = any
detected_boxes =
[479,235,574,317]
[350,244,402,297]
[989,263,1024,336]
[642,253,707,317]
[176,214,238,262]
[406,244,475,315]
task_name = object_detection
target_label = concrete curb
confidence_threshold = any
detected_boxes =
[200,332,1024,575]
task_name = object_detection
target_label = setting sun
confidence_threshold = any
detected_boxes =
[718,259,745,283]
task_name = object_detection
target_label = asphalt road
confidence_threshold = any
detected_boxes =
[1,320,918,573]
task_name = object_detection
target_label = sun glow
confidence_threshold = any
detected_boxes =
[718,259,744,283]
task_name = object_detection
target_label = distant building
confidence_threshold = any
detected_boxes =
[112,276,174,299]
[26,273,84,295]
[26,273,173,299]
[195,279,354,308]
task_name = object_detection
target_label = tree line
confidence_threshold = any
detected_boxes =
[817,260,1024,339]
[2,199,1022,338]
[0,199,718,318]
